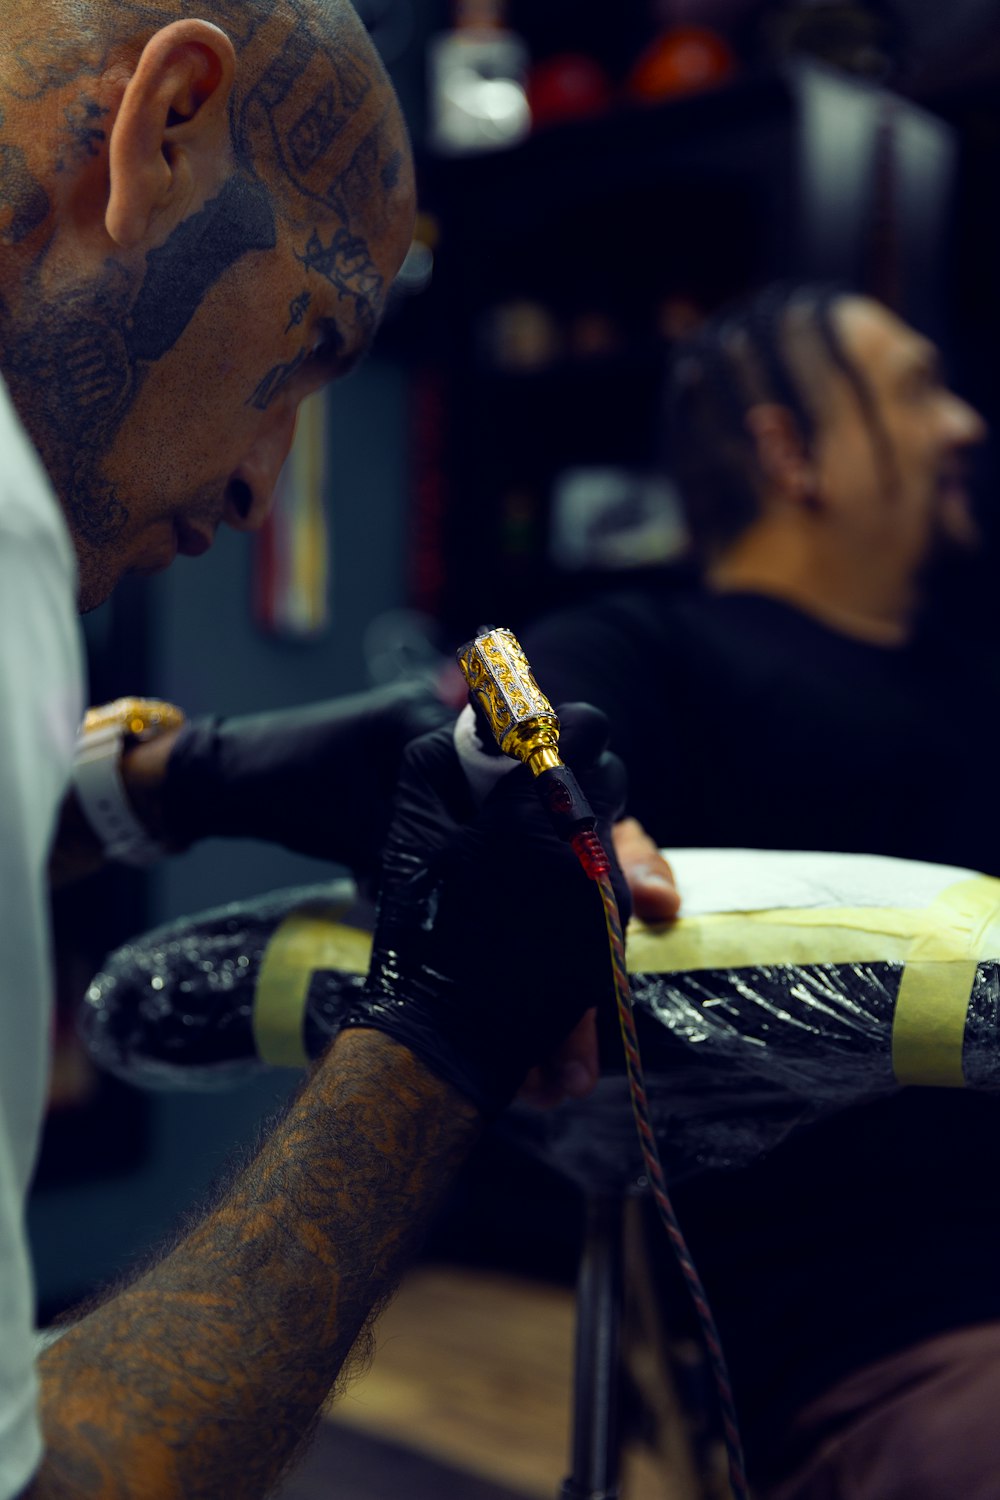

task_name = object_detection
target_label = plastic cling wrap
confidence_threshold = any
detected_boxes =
[81,881,364,1090]
[81,850,1000,1184]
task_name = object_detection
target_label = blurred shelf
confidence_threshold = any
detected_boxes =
[475,344,671,388]
[420,69,794,231]
[407,58,955,634]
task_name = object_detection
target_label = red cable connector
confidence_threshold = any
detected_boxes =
[571,829,611,880]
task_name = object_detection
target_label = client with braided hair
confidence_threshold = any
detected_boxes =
[526,282,996,1499]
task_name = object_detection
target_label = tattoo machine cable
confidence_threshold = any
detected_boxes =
[456,626,750,1500]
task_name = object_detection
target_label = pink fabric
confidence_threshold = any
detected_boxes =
[765,1322,1000,1500]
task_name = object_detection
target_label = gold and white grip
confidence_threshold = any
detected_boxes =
[456,627,562,775]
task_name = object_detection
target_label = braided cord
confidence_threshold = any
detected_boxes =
[571,831,749,1500]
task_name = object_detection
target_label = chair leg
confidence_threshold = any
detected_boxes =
[560,1192,625,1500]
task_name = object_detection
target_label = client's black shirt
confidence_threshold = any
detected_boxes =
[525,583,1000,1477]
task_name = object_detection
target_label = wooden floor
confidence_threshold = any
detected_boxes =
[290,1265,691,1499]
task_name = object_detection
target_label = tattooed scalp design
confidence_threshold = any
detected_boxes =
[296,226,384,332]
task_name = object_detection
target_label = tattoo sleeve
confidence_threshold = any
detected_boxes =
[29,1031,481,1499]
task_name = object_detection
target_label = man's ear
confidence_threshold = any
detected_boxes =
[744,402,818,508]
[106,19,237,249]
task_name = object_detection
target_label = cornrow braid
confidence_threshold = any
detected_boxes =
[665,282,883,560]
[813,293,896,486]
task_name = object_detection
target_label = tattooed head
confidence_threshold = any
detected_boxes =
[0,0,415,609]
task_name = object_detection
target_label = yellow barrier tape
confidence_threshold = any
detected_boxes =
[628,875,1000,1089]
[253,876,1000,1088]
[627,907,918,974]
[892,878,1000,1087]
[253,902,372,1067]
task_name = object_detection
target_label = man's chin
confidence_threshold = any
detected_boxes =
[77,580,117,615]
[917,526,989,625]
[75,557,125,615]
[938,488,983,555]
[77,532,183,611]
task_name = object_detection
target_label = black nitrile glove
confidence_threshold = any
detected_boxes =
[341,703,630,1117]
[160,683,455,879]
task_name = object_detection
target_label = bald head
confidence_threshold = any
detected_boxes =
[0,0,415,609]
[0,0,412,256]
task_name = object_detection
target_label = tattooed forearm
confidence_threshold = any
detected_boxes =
[34,1031,481,1500]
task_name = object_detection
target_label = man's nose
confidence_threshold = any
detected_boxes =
[223,409,299,532]
[949,392,988,448]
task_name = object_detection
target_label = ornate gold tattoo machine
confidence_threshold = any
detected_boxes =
[456,626,608,871]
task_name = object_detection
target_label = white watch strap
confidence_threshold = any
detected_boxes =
[73,722,165,867]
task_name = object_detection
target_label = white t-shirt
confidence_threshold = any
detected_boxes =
[0,375,83,1496]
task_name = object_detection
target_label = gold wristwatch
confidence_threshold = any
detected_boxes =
[73,698,186,866]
